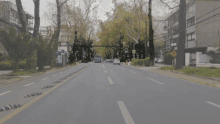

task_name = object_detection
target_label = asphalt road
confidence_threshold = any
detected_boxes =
[1,61,220,124]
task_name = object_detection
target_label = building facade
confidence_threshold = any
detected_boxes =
[0,0,34,55]
[163,0,220,66]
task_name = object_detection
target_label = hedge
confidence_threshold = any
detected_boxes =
[164,52,173,65]
[0,60,26,70]
[131,57,151,66]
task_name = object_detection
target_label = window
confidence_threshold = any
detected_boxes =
[173,25,179,35]
[187,32,195,41]
[173,37,179,43]
[186,17,195,27]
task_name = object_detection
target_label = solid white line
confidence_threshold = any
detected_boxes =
[104,70,107,73]
[53,74,57,76]
[0,91,11,96]
[118,101,135,124]
[206,101,220,108]
[107,77,113,84]
[147,78,164,85]
[42,78,47,80]
[24,83,34,87]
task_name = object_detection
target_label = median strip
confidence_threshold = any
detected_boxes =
[0,66,88,123]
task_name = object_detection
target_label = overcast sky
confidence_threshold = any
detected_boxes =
[16,0,175,27]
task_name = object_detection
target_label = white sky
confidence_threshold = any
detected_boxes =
[18,0,173,26]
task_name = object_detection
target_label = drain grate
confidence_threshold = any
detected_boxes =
[24,92,42,98]
[0,104,22,112]
[42,85,54,89]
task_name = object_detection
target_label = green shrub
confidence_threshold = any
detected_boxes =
[143,57,150,66]
[0,60,26,70]
[164,52,173,65]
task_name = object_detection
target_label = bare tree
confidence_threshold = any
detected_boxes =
[15,0,28,33]
[33,0,40,38]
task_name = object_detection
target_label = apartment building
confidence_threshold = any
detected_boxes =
[0,0,34,55]
[163,0,220,66]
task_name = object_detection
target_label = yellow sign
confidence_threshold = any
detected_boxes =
[171,51,177,57]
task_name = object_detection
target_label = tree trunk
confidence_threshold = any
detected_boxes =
[15,0,28,33]
[148,0,155,65]
[12,59,20,72]
[33,0,40,38]
[175,0,186,69]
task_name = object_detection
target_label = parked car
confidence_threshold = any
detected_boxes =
[155,58,159,63]
[157,59,164,63]
[113,58,120,65]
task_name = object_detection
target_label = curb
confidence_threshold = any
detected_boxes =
[124,64,220,82]
[0,64,78,88]
[159,69,220,82]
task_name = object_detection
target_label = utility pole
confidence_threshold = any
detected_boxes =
[218,30,220,50]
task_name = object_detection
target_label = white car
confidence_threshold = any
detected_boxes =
[113,58,120,65]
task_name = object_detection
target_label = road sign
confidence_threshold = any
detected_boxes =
[61,50,65,55]
[132,50,136,54]
[55,51,59,55]
[171,51,177,57]
[125,48,128,53]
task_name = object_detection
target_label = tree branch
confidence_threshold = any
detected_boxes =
[160,0,179,10]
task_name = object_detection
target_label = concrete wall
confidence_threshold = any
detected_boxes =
[198,63,220,68]
[195,0,220,48]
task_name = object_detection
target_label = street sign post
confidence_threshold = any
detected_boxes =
[132,50,136,54]
[55,51,59,56]
[61,50,65,55]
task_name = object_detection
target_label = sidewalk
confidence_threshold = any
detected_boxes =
[123,63,220,88]
[0,64,78,88]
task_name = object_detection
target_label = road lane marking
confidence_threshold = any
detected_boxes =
[118,101,135,124]
[107,77,113,84]
[102,64,105,69]
[24,83,34,87]
[0,91,11,96]
[130,71,135,73]
[104,70,107,73]
[53,74,57,76]
[98,69,100,71]
[42,78,47,80]
[147,78,164,85]
[59,72,63,74]
[0,66,87,124]
[206,101,220,108]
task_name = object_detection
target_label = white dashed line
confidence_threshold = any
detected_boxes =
[206,101,220,108]
[59,72,63,74]
[130,71,135,73]
[42,78,47,80]
[104,70,107,73]
[24,83,34,87]
[102,64,105,69]
[0,91,11,96]
[147,78,164,85]
[107,77,113,84]
[53,74,57,76]
[118,101,135,124]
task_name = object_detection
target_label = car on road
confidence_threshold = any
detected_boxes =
[113,58,120,65]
